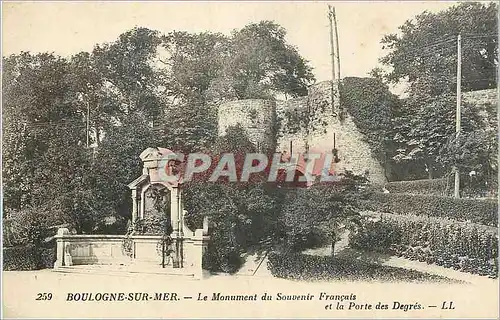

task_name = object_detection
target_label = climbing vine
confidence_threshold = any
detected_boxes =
[121,220,134,258]
[279,96,331,138]
[340,77,398,163]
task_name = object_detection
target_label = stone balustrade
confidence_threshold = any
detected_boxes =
[54,227,209,279]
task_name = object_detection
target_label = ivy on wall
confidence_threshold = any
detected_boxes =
[278,95,331,139]
[340,77,399,163]
[277,78,398,162]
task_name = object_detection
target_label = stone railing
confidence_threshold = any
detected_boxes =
[54,224,209,279]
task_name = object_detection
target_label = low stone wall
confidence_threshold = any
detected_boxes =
[54,228,209,279]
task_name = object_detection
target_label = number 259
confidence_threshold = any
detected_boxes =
[36,293,52,300]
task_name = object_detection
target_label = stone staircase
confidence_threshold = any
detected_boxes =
[54,264,197,278]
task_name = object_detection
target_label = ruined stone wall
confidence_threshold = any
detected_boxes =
[276,80,387,184]
[275,97,309,153]
[218,99,276,152]
[217,81,387,184]
[216,86,496,185]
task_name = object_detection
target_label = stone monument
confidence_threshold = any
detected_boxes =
[54,147,210,279]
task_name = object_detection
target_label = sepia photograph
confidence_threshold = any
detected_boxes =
[1,1,499,319]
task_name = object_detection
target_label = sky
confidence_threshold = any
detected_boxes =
[2,1,458,84]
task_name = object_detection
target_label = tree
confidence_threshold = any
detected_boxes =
[438,129,497,195]
[67,51,123,147]
[380,2,498,94]
[368,67,386,82]
[90,114,161,224]
[281,173,363,253]
[161,31,230,102]
[2,52,96,235]
[391,93,482,179]
[92,27,164,125]
[223,21,315,99]
[379,3,497,181]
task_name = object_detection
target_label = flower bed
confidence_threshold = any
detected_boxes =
[349,213,498,278]
[358,192,497,226]
[267,251,458,283]
[384,178,448,196]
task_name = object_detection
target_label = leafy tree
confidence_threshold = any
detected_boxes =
[281,172,364,253]
[67,51,123,147]
[156,97,217,154]
[438,129,497,196]
[90,114,161,224]
[2,52,97,236]
[223,21,315,99]
[380,2,498,94]
[368,67,386,81]
[161,31,230,102]
[379,2,497,182]
[92,27,164,124]
[391,93,482,179]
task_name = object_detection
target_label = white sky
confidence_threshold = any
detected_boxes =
[2,1,458,84]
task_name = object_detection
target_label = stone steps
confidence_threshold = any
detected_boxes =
[54,264,196,278]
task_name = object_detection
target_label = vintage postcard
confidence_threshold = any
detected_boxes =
[1,1,499,319]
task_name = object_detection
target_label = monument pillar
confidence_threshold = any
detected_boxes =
[170,187,180,236]
[131,189,138,224]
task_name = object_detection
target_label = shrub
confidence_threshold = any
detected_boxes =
[3,244,57,271]
[281,178,362,252]
[358,192,497,226]
[349,213,498,278]
[38,247,56,269]
[384,178,448,196]
[348,219,402,252]
[267,251,456,283]
[202,240,243,274]
[3,245,39,271]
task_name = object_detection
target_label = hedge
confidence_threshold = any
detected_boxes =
[358,192,498,226]
[267,252,457,283]
[3,245,56,271]
[349,213,498,278]
[385,178,448,196]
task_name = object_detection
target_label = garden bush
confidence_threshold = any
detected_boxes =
[2,245,56,271]
[358,192,497,226]
[281,177,363,252]
[267,251,456,283]
[202,239,243,274]
[349,213,498,278]
[38,247,56,269]
[3,245,39,271]
[384,178,448,196]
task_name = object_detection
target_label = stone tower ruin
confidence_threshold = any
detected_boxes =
[216,81,387,185]
[218,99,277,152]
